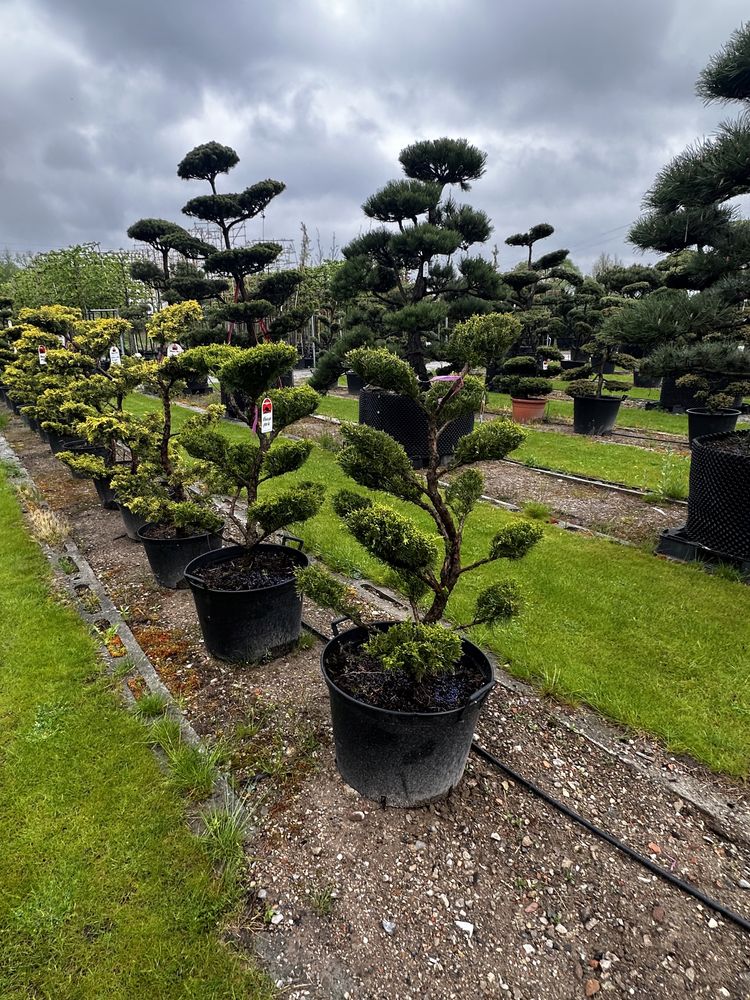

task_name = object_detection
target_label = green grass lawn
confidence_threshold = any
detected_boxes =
[312,394,690,493]
[123,394,747,773]
[0,470,272,999]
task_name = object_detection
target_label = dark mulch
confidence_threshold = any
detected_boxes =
[191,548,297,590]
[140,523,215,541]
[703,431,750,457]
[326,639,485,713]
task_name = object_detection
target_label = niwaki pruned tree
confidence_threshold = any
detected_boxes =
[312,137,503,385]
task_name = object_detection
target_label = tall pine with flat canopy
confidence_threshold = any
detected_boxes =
[617,24,750,383]
[314,137,502,385]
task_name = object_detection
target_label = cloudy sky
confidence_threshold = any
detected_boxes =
[0,0,748,273]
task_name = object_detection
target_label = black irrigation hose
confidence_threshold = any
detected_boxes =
[471,741,750,935]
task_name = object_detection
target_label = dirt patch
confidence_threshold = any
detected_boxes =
[4,410,750,1000]
[472,461,686,545]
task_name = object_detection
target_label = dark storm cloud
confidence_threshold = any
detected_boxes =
[0,0,748,268]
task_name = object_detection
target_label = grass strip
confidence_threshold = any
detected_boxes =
[0,469,272,1000]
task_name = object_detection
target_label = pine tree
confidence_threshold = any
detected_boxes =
[315,137,502,383]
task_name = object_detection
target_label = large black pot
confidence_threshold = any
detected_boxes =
[48,431,85,455]
[184,541,308,662]
[345,370,364,394]
[561,359,584,371]
[686,431,750,560]
[91,460,130,510]
[633,370,662,389]
[686,408,740,444]
[321,621,495,807]
[184,374,210,395]
[118,505,148,542]
[359,387,474,469]
[137,523,224,589]
[572,395,622,435]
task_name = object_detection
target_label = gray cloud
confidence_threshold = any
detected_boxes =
[0,0,748,269]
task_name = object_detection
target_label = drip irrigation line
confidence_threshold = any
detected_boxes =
[471,741,750,935]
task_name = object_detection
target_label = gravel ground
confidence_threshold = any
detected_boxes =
[4,413,749,1000]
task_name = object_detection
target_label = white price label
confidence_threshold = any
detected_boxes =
[109,346,121,366]
[38,345,47,366]
[260,396,273,434]
[167,342,183,358]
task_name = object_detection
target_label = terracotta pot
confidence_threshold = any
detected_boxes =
[510,397,547,423]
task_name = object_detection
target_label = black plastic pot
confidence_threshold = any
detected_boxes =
[279,370,294,388]
[686,408,740,444]
[48,431,85,455]
[633,370,662,389]
[184,374,210,395]
[686,430,750,560]
[321,621,495,808]
[137,523,224,589]
[184,541,308,662]
[118,505,149,542]
[345,370,364,394]
[560,359,583,371]
[359,387,474,468]
[572,395,622,435]
[91,460,130,510]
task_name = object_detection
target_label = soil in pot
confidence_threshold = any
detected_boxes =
[137,523,224,589]
[189,547,297,589]
[184,543,308,662]
[326,638,485,713]
[687,407,740,443]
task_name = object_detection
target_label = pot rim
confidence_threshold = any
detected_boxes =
[320,620,495,721]
[686,407,741,416]
[137,522,225,545]
[184,541,307,595]
[511,396,548,404]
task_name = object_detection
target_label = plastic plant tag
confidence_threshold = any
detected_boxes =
[109,345,121,366]
[38,345,47,366]
[261,396,273,434]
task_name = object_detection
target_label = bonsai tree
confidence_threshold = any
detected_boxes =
[312,137,502,385]
[178,341,323,547]
[561,337,636,399]
[493,355,554,400]
[296,346,542,653]
[675,373,750,413]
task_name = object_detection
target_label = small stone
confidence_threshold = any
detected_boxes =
[349,810,365,822]
[411,840,427,852]
[738,879,750,890]
[648,842,661,855]
[718,989,730,998]
[522,943,535,956]
[270,912,284,925]
[555,923,568,935]
[257,889,267,900]
[456,920,474,938]
[382,919,396,935]
[652,905,666,923]
[343,784,359,798]
[522,836,532,847]
[685,968,695,984]
[642,934,653,947]
[585,980,601,997]
[311,846,322,856]
[707,917,719,929]
[491,832,502,842]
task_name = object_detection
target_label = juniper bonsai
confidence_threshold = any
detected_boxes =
[492,355,554,400]
[296,340,543,680]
